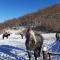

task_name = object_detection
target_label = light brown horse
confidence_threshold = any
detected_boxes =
[25,27,43,60]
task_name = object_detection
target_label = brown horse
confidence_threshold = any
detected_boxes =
[2,32,10,39]
[25,29,43,60]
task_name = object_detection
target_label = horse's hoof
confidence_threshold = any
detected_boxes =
[29,58,31,60]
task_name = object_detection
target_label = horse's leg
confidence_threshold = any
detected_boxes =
[27,51,31,60]
[3,35,4,39]
[34,47,41,60]
[34,49,38,60]
[7,36,8,39]
[34,55,37,60]
[21,35,23,39]
[21,34,23,39]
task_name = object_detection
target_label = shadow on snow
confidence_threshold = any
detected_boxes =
[0,45,26,60]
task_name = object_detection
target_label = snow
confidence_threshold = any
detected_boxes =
[0,32,27,60]
[0,29,59,60]
[41,33,56,49]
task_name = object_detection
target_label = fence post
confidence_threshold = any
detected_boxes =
[43,47,49,60]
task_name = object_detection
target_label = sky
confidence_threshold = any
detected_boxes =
[0,0,60,23]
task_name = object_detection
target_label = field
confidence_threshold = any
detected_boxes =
[0,29,59,60]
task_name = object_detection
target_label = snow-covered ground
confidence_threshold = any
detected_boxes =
[0,29,59,60]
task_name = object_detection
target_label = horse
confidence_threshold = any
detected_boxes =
[2,32,10,39]
[25,29,43,60]
[20,33,24,39]
[16,32,24,39]
[56,32,60,40]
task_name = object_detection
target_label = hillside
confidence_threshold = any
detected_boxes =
[0,4,60,32]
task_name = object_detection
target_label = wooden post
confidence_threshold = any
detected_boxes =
[43,47,49,60]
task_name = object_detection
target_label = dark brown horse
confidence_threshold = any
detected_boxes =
[2,32,10,39]
[25,29,43,60]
